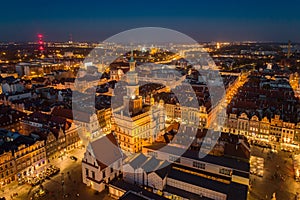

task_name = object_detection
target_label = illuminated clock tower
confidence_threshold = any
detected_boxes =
[123,50,143,115]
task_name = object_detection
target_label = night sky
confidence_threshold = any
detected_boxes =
[1,0,300,42]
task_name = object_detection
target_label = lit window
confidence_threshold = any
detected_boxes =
[193,161,205,169]
[219,168,232,176]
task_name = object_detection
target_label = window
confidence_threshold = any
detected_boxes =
[91,171,95,179]
[193,161,205,169]
[102,171,106,178]
[219,168,232,176]
[85,168,89,176]
[147,151,158,158]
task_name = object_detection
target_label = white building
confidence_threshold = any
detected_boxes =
[82,132,123,192]
[123,153,170,191]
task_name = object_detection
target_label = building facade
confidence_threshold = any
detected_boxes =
[15,140,47,180]
[221,113,298,147]
[113,56,165,153]
[0,152,16,185]
[82,133,123,192]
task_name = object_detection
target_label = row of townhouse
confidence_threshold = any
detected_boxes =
[163,74,240,130]
[219,112,300,145]
[0,131,46,186]
[165,103,208,128]
[51,107,102,143]
[45,123,82,160]
[96,107,112,132]
[0,108,83,186]
[21,111,82,158]
[0,127,82,186]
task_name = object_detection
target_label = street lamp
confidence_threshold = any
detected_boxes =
[61,173,64,198]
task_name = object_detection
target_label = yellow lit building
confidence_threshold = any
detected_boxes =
[165,103,207,128]
[15,140,47,179]
[113,53,165,153]
[0,152,16,185]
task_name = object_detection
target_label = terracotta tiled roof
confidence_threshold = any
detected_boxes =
[89,133,123,170]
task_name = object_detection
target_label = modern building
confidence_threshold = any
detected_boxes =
[123,153,170,191]
[136,130,251,200]
[141,144,249,200]
[109,180,169,200]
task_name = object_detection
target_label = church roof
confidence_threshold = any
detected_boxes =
[88,132,123,170]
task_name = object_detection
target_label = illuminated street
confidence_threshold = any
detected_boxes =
[0,148,112,200]
[248,146,300,200]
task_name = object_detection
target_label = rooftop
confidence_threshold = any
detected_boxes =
[168,166,248,200]
[110,179,168,200]
[88,132,123,169]
[143,143,250,172]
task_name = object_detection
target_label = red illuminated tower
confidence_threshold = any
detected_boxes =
[37,33,45,53]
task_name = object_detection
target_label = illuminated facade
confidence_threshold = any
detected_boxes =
[221,113,297,146]
[113,53,165,153]
[96,107,112,132]
[15,141,47,181]
[165,103,207,128]
[82,133,123,192]
[46,123,82,159]
[0,152,15,185]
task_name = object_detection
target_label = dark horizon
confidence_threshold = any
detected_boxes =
[1,0,300,42]
[1,39,299,44]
